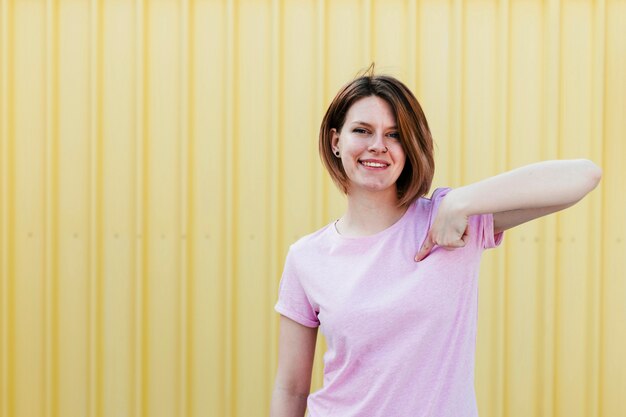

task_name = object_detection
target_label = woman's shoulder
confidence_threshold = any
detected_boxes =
[427,186,452,201]
[288,221,335,254]
[413,187,452,211]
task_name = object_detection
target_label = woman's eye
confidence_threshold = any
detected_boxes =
[388,132,400,139]
[353,128,368,134]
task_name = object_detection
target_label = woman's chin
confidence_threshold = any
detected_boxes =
[349,182,398,195]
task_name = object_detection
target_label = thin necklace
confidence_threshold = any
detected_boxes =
[333,207,408,236]
[333,218,341,234]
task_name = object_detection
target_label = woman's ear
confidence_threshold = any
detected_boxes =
[331,128,339,151]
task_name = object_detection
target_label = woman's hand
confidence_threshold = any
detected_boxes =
[415,193,470,262]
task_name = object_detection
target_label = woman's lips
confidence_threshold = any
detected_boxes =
[359,160,390,169]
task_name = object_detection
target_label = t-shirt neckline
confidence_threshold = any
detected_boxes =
[330,202,415,242]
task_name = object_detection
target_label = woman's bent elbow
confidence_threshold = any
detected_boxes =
[582,159,602,190]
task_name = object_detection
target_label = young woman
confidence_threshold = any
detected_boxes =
[270,72,601,417]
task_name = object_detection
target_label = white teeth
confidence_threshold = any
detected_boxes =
[361,161,387,168]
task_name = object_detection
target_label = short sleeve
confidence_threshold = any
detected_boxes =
[474,212,504,249]
[430,187,504,250]
[274,248,320,328]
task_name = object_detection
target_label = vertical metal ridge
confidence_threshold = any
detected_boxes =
[312,0,328,387]
[140,0,150,413]
[224,0,238,415]
[178,0,190,415]
[362,0,372,64]
[315,0,327,228]
[1,1,13,416]
[406,0,418,91]
[540,0,561,415]
[588,2,606,416]
[536,0,559,397]
[133,0,148,416]
[268,0,283,404]
[495,1,510,416]
[553,1,564,415]
[88,0,104,416]
[89,0,97,414]
[458,0,465,186]
[448,0,463,187]
[596,4,609,416]
[44,1,59,416]
[185,2,196,414]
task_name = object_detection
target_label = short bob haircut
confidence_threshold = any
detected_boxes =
[319,68,435,208]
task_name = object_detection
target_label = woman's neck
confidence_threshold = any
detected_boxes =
[336,187,407,237]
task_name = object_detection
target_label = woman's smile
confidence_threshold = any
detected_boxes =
[358,159,391,169]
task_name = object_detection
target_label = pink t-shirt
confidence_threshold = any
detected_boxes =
[274,188,504,417]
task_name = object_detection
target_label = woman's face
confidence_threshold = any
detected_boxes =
[331,95,406,195]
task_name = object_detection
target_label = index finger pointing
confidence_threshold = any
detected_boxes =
[415,234,435,262]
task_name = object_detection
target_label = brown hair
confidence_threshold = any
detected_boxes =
[319,67,435,208]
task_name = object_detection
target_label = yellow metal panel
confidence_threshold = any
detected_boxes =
[0,1,10,417]
[101,1,135,417]
[13,2,48,417]
[195,0,228,416]
[146,2,182,417]
[0,1,624,417]
[58,2,93,417]
[603,2,626,416]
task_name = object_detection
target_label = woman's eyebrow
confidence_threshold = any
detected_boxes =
[351,120,398,129]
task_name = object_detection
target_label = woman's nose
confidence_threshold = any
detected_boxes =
[368,133,387,153]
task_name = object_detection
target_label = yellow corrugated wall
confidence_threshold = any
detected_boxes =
[0,0,624,416]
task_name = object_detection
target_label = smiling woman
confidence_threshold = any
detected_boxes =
[270,67,601,417]
[330,96,407,202]
[318,73,435,209]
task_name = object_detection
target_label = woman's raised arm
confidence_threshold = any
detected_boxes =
[415,159,602,261]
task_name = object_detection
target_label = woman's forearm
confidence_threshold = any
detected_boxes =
[447,159,602,216]
[270,387,308,417]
